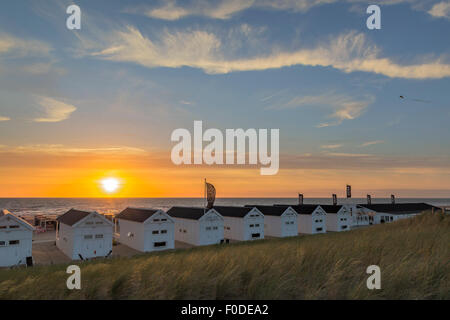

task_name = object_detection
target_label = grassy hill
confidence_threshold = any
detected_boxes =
[0,212,449,300]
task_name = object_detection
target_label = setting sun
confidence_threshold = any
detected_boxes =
[101,178,120,194]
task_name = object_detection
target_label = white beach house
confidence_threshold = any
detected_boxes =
[276,204,327,234]
[358,203,437,224]
[115,207,174,252]
[245,205,298,238]
[56,209,114,260]
[0,209,34,267]
[321,205,351,232]
[214,206,265,241]
[166,207,224,246]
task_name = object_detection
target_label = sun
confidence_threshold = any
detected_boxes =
[101,178,120,194]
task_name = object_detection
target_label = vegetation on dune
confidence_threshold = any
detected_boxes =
[0,212,449,300]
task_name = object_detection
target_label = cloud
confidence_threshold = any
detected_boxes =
[33,97,77,123]
[321,144,342,149]
[428,2,450,19]
[0,33,52,57]
[139,0,255,20]
[1,144,147,155]
[271,91,374,127]
[91,28,450,79]
[360,140,385,147]
[0,116,11,121]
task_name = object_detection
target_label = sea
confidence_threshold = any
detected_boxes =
[1,198,450,217]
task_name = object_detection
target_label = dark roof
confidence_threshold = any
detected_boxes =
[358,203,438,215]
[57,209,91,226]
[319,205,343,214]
[244,205,290,216]
[167,207,209,220]
[274,204,321,215]
[116,207,159,223]
[214,206,255,218]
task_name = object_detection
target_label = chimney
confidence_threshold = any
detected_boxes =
[391,194,395,205]
[298,194,304,206]
[332,194,337,206]
[346,185,352,198]
[367,194,372,205]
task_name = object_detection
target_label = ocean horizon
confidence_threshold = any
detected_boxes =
[1,197,449,217]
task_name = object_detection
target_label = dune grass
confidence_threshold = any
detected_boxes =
[0,212,449,300]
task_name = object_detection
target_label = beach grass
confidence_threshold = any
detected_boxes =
[0,212,449,299]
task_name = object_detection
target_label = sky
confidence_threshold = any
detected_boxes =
[0,0,449,198]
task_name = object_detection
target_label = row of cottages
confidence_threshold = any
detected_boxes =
[115,208,175,252]
[0,209,34,267]
[244,205,297,238]
[214,206,265,241]
[275,204,327,234]
[166,207,224,246]
[56,209,114,260]
[358,203,439,224]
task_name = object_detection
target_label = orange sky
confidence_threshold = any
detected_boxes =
[1,146,449,198]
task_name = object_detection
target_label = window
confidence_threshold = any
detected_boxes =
[0,226,6,229]
[316,227,323,232]
[153,219,160,222]
[251,233,260,238]
[86,222,93,225]
[161,219,167,222]
[213,226,218,230]
[0,241,6,246]
[255,224,260,227]
[9,240,20,245]
[84,235,93,239]
[9,225,19,229]
[161,230,167,234]
[154,241,166,248]
[183,229,187,233]
[95,221,103,225]
[250,224,254,227]
[206,227,212,231]
[152,230,159,234]
[95,234,103,239]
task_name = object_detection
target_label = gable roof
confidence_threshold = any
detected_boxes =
[214,206,257,218]
[0,209,34,231]
[57,209,92,226]
[116,207,160,223]
[319,205,344,214]
[167,207,210,220]
[358,203,438,215]
[274,204,322,215]
[244,205,291,216]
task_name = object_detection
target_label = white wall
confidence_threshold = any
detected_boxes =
[0,216,33,267]
[58,213,113,260]
[264,209,298,238]
[326,208,350,232]
[298,209,326,234]
[198,212,224,246]
[174,217,199,245]
[116,213,175,253]
[224,210,264,241]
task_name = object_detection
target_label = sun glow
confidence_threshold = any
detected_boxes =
[101,177,120,194]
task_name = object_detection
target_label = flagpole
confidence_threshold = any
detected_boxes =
[204,178,206,214]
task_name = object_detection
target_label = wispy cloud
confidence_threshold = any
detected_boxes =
[270,91,374,127]
[0,116,11,121]
[360,140,385,147]
[321,144,342,149]
[2,144,147,155]
[0,33,52,57]
[428,2,450,19]
[33,97,77,123]
[90,28,450,79]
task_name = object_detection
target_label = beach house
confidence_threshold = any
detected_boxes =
[320,205,351,232]
[244,205,297,238]
[276,204,327,234]
[56,209,114,260]
[0,209,34,267]
[214,206,264,241]
[166,207,224,246]
[358,203,438,224]
[115,208,175,252]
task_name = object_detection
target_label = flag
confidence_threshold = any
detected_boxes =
[206,181,216,209]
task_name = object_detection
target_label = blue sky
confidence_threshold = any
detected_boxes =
[0,0,449,197]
